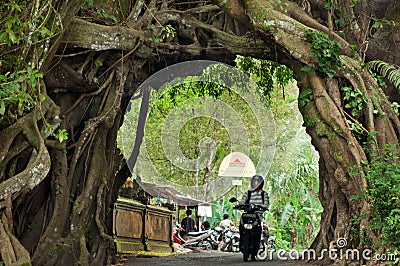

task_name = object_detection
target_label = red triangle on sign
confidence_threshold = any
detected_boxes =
[233,158,241,163]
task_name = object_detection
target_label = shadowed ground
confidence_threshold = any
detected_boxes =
[122,250,308,266]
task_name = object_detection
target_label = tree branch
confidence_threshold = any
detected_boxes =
[61,18,143,51]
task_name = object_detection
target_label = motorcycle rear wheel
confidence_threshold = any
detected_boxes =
[220,241,229,252]
[200,241,212,250]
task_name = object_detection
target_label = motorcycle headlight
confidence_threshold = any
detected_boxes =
[244,224,253,229]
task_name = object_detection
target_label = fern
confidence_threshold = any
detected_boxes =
[366,60,400,90]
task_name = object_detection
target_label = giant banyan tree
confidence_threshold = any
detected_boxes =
[0,0,399,265]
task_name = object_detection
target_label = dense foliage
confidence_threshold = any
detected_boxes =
[352,144,400,261]
[0,0,55,127]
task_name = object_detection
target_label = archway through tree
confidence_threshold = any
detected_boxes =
[116,57,322,251]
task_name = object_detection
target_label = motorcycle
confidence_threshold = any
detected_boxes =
[220,226,240,252]
[210,226,223,250]
[173,223,214,250]
[230,197,268,262]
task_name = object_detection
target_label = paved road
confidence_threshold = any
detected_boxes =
[123,250,303,266]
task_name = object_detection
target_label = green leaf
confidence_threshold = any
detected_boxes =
[0,101,5,116]
[300,65,315,75]
[10,2,22,11]
[94,58,103,67]
[146,24,156,30]
[56,129,68,143]
[8,30,19,44]
[280,202,294,227]
[0,30,8,42]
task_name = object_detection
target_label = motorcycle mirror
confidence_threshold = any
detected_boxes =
[229,197,238,203]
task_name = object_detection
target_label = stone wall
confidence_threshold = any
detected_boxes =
[113,197,174,253]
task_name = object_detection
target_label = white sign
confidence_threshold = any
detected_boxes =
[218,152,256,177]
[232,179,242,186]
[197,205,212,217]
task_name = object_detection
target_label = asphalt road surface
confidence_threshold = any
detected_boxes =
[123,250,304,266]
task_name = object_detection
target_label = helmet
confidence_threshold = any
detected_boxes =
[223,213,229,219]
[249,174,264,191]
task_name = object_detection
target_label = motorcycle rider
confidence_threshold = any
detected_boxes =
[238,174,269,209]
[219,213,234,228]
[201,220,211,231]
[236,174,270,261]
